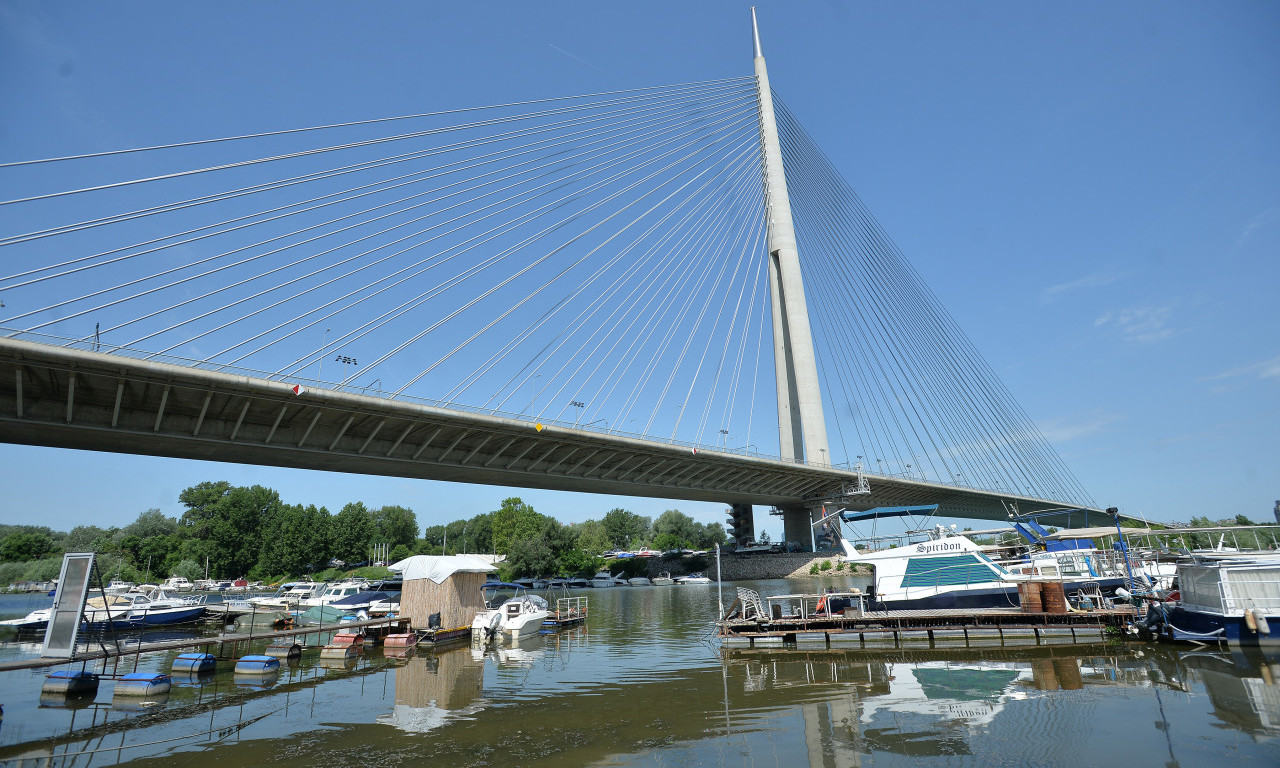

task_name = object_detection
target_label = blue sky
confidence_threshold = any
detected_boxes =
[1,1,1276,536]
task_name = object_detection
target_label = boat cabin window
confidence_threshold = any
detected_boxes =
[901,554,1002,588]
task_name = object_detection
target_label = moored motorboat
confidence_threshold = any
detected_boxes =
[297,579,372,609]
[1150,555,1280,647]
[627,576,651,586]
[162,576,194,592]
[249,581,323,610]
[1,588,206,632]
[651,572,674,586]
[589,572,617,588]
[471,583,549,643]
[104,580,135,596]
[675,572,712,584]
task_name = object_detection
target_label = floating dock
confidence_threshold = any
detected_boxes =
[718,594,1136,651]
[0,615,412,674]
[543,596,588,630]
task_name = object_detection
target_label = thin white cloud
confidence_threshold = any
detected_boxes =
[1237,204,1280,246]
[1038,411,1126,444]
[1041,270,1126,303]
[1094,305,1174,343]
[1202,353,1280,383]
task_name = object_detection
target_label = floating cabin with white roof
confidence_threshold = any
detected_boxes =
[390,555,497,643]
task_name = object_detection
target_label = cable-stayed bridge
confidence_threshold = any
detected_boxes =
[0,13,1110,543]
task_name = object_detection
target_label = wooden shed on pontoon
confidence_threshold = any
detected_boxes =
[391,555,495,637]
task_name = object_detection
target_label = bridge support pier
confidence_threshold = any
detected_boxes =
[780,506,822,552]
[726,504,754,546]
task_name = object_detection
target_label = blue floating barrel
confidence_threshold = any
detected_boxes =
[234,655,280,675]
[114,672,172,697]
[43,670,100,696]
[171,652,216,675]
[233,670,279,689]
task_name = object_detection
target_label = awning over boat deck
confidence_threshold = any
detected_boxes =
[1043,526,1151,540]
[839,505,940,522]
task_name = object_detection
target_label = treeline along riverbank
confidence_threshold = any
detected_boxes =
[0,481,728,588]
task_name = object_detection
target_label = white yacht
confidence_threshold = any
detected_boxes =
[471,583,549,643]
[249,581,324,609]
[589,572,617,588]
[162,576,194,592]
[297,579,371,609]
[675,572,712,584]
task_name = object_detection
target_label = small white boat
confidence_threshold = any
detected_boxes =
[651,572,675,586]
[675,573,712,584]
[297,579,372,609]
[104,580,136,595]
[564,578,592,589]
[472,583,549,643]
[162,576,194,592]
[627,576,651,586]
[589,572,617,588]
[249,581,323,610]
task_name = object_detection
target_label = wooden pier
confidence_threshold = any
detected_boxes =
[0,615,412,674]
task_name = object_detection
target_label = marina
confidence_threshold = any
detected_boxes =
[1,579,1277,767]
[0,3,1275,767]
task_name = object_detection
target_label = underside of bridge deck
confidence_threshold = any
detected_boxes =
[0,337,1114,529]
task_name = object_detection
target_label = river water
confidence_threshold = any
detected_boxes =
[1,579,1277,767]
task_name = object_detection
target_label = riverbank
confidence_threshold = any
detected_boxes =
[640,551,868,582]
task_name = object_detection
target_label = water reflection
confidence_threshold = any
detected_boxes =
[379,644,486,733]
[1180,650,1280,737]
[718,647,1280,767]
[2,585,1279,767]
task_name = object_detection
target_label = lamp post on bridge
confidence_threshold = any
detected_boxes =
[317,328,331,380]
[719,429,729,449]
[570,400,584,425]
[335,354,357,386]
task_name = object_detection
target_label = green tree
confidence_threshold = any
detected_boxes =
[695,522,728,548]
[419,524,446,555]
[332,502,374,564]
[573,520,612,554]
[170,558,204,582]
[653,509,698,548]
[0,531,55,562]
[122,509,178,540]
[652,532,685,552]
[601,508,650,550]
[258,503,331,577]
[463,513,493,555]
[177,481,280,578]
[372,505,419,550]
[505,518,580,577]
[63,525,118,553]
[506,534,557,578]
[491,497,546,555]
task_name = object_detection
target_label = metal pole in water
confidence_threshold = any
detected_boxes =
[716,543,724,620]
